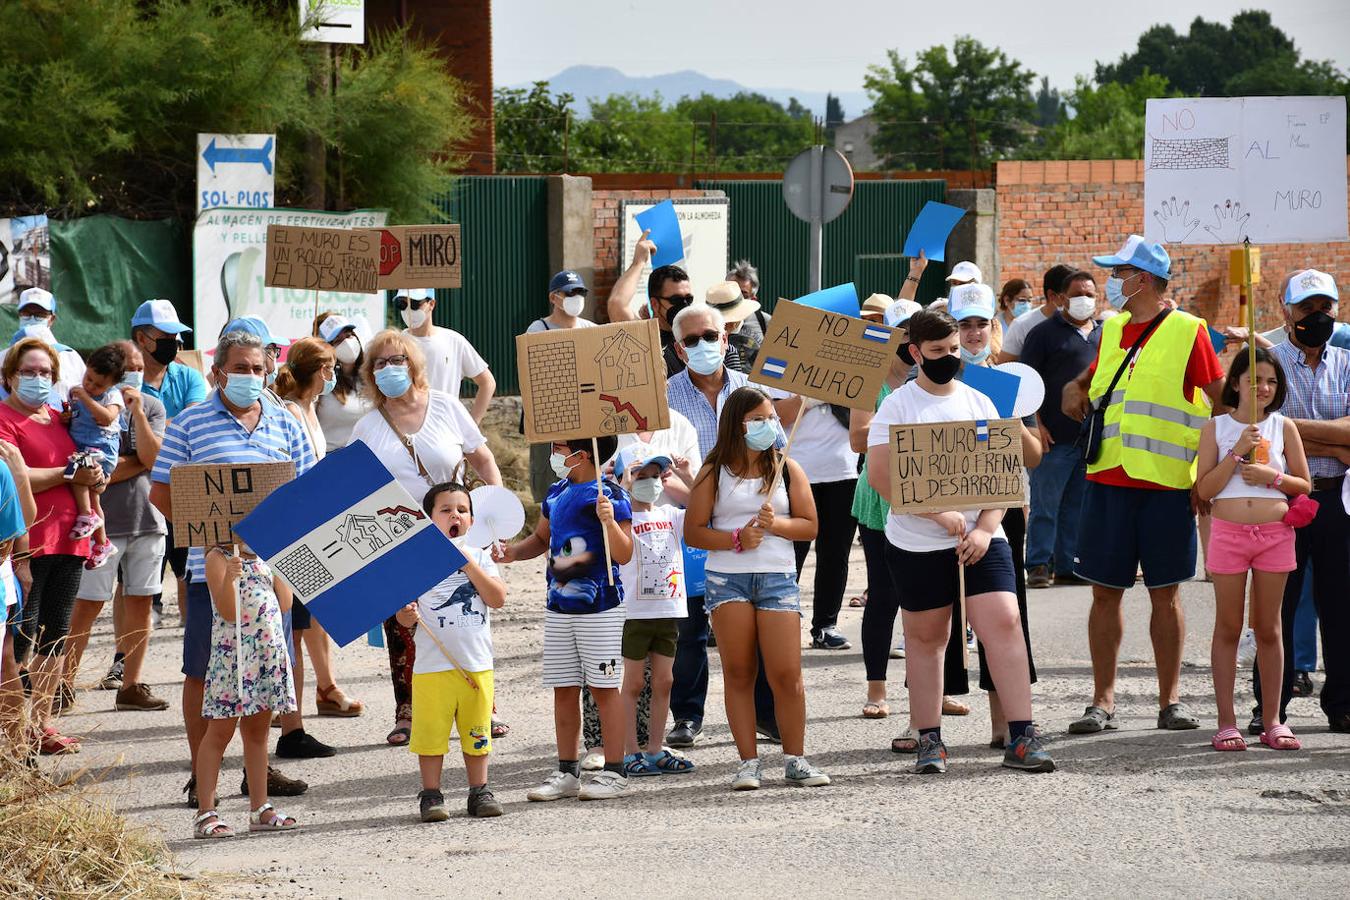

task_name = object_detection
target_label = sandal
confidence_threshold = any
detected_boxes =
[1157,702,1200,730]
[648,749,695,774]
[1259,723,1302,751]
[941,697,970,717]
[848,590,868,608]
[315,684,364,718]
[862,699,890,719]
[1211,726,1248,751]
[891,727,918,754]
[624,753,661,777]
[192,810,233,839]
[491,719,510,739]
[249,802,299,832]
[38,726,81,755]
[68,513,102,541]
[386,719,411,746]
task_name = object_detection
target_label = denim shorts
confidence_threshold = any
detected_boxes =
[703,571,801,615]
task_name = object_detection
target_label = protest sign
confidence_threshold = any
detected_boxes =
[888,419,1024,514]
[620,198,729,312]
[902,201,966,262]
[634,200,684,268]
[1144,96,1348,245]
[264,224,380,294]
[234,442,467,647]
[750,299,901,411]
[375,224,462,289]
[174,349,206,376]
[170,461,296,547]
[516,319,670,443]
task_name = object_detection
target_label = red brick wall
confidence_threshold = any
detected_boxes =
[996,159,1350,330]
[591,188,720,314]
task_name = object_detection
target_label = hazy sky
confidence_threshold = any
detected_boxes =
[493,0,1350,97]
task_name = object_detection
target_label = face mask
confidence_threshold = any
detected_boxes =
[1067,295,1096,321]
[562,295,586,318]
[1293,310,1336,348]
[919,353,962,385]
[334,337,361,366]
[897,343,915,366]
[1105,272,1142,310]
[401,307,428,329]
[744,419,778,451]
[265,370,277,387]
[18,315,47,331]
[550,451,578,479]
[683,339,724,376]
[120,371,144,390]
[630,477,663,504]
[221,372,263,408]
[15,374,52,408]
[321,375,337,395]
[1011,301,1031,319]
[374,364,412,398]
[147,336,179,366]
[960,346,991,365]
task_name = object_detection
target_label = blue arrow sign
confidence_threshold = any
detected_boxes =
[203,136,274,174]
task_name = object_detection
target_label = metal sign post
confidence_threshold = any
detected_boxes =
[784,146,855,294]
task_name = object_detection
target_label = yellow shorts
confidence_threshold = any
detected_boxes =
[408,669,494,757]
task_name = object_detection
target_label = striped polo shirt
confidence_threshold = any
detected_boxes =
[1270,339,1350,480]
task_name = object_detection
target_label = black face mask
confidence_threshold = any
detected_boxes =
[897,343,915,366]
[919,353,962,385]
[1293,311,1335,348]
[146,336,179,366]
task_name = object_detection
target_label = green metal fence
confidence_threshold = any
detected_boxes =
[695,178,949,310]
[432,176,550,394]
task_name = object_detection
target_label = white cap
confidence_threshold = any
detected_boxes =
[17,287,55,314]
[945,261,983,284]
[318,314,356,344]
[1284,268,1339,306]
[949,283,996,321]
[883,298,923,328]
[392,288,433,301]
[130,298,192,334]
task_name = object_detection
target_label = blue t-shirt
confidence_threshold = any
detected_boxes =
[144,362,207,420]
[541,478,632,614]
[68,387,123,463]
[0,464,25,609]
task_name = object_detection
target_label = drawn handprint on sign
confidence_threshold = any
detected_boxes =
[1203,199,1253,244]
[1151,197,1200,243]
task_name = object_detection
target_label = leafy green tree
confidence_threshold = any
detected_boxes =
[493,81,574,173]
[1033,77,1064,128]
[573,94,694,172]
[864,37,1036,169]
[1022,72,1174,159]
[672,92,813,171]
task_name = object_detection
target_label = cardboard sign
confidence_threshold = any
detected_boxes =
[375,224,462,289]
[264,225,379,294]
[516,319,670,443]
[750,299,902,411]
[170,461,296,546]
[174,349,206,376]
[234,442,466,647]
[888,419,1023,513]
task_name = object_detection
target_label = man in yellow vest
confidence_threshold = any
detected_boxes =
[1061,235,1226,734]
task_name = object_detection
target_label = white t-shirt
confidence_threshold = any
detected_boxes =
[1001,307,1056,357]
[525,317,597,334]
[612,409,701,507]
[405,327,488,397]
[316,389,373,453]
[867,379,1008,552]
[619,507,689,619]
[764,391,858,483]
[350,390,486,504]
[413,545,498,674]
[706,467,795,574]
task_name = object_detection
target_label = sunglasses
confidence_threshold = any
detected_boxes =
[660,293,695,306]
[680,330,721,348]
[559,288,588,298]
[394,297,428,311]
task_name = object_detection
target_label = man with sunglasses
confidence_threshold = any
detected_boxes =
[394,288,495,425]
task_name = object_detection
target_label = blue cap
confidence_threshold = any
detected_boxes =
[548,270,588,294]
[1284,269,1339,306]
[222,315,290,347]
[948,283,997,321]
[1092,235,1170,279]
[612,442,672,479]
[130,298,192,334]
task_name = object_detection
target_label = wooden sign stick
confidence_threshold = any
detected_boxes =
[314,289,320,322]
[232,544,244,706]
[1242,238,1257,430]
[765,409,805,500]
[593,437,614,586]
[958,557,968,670]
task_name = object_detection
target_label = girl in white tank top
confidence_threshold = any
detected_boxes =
[1194,349,1311,752]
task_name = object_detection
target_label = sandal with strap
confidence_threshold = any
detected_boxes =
[649,749,695,774]
[891,727,918,754]
[491,719,511,739]
[249,802,299,832]
[193,810,233,839]
[862,699,890,719]
[386,719,411,746]
[1211,726,1248,751]
[848,590,868,608]
[623,752,660,777]
[1259,723,1302,751]
[941,697,970,717]
[315,683,364,718]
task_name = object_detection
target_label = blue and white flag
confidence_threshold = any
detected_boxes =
[976,420,989,443]
[861,324,890,343]
[760,356,788,379]
[234,441,467,647]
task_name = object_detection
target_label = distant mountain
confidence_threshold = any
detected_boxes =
[509,65,870,121]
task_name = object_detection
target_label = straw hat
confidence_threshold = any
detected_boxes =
[705,280,760,323]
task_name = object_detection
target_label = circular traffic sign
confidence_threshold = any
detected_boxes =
[783,146,855,224]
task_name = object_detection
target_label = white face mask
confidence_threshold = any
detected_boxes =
[630,477,663,504]
[550,451,577,479]
[18,315,48,331]
[562,294,586,318]
[1067,295,1096,321]
[401,307,428,329]
[334,336,361,366]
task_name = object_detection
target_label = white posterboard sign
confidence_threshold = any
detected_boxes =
[620,198,729,311]
[1144,96,1347,246]
[197,134,275,214]
[299,0,364,44]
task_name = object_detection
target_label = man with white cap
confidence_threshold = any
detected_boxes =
[130,299,205,421]
[1061,235,1225,735]
[394,288,495,425]
[1250,268,1350,735]
[946,260,982,288]
[4,288,85,401]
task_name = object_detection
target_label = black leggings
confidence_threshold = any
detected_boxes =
[13,554,85,660]
[859,526,900,682]
[793,478,859,632]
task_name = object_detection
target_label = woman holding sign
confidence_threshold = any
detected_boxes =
[866,309,1053,775]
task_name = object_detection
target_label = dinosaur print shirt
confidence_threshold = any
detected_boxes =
[413,545,499,674]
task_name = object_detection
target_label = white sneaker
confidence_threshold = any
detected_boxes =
[526,770,580,802]
[890,637,906,659]
[580,751,605,771]
[578,770,629,800]
[1236,628,1257,668]
[732,758,762,791]
[966,626,977,651]
[785,756,831,787]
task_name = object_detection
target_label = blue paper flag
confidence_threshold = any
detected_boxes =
[963,363,1021,418]
[796,283,860,317]
[902,201,966,263]
[1208,326,1227,355]
[234,441,467,647]
[635,200,684,268]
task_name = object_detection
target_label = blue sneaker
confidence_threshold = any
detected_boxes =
[1003,726,1056,772]
[914,733,947,774]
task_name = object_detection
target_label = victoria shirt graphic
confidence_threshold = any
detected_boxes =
[542,479,631,614]
[412,545,498,674]
[619,507,688,620]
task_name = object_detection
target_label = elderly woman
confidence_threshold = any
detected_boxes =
[350,330,501,746]
[313,313,374,454]
[0,337,105,755]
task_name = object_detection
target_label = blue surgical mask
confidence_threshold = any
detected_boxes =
[1011,301,1031,319]
[15,374,52,408]
[375,364,412,398]
[630,477,663,504]
[745,419,778,451]
[265,370,277,387]
[120,371,144,391]
[221,372,263,408]
[1105,274,1139,310]
[683,339,724,376]
[321,375,337,395]
[960,346,991,365]
[18,315,47,331]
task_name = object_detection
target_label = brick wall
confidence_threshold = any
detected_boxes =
[996,159,1350,330]
[590,188,720,312]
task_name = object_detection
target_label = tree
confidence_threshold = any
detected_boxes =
[672,92,813,172]
[864,37,1036,170]
[573,94,694,172]
[1021,72,1175,160]
[1033,77,1064,128]
[493,81,574,173]
[825,93,845,141]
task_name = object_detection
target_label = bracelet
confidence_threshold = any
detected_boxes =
[1229,451,1246,465]
[906,276,920,283]
[731,527,743,553]
[1273,472,1284,489]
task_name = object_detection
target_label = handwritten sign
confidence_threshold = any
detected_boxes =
[264,225,379,294]
[750,298,902,411]
[888,419,1023,513]
[375,224,462,289]
[170,462,296,547]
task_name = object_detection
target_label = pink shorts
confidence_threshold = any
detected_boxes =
[1207,518,1296,575]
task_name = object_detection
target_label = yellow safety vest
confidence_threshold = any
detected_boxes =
[1087,309,1212,488]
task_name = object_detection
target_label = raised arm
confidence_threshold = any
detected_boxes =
[607,229,655,323]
